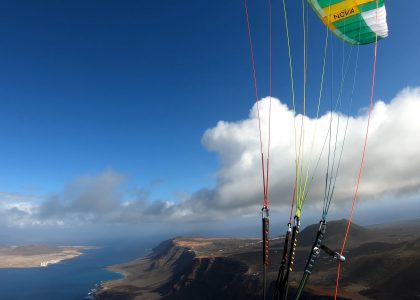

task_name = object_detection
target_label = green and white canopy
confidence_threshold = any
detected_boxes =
[308,0,389,45]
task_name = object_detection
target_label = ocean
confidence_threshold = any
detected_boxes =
[0,238,160,300]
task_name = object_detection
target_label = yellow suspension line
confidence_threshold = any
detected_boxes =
[281,0,299,216]
[296,0,308,218]
[299,2,332,209]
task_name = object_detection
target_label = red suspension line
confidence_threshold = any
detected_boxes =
[334,26,379,300]
[243,0,272,208]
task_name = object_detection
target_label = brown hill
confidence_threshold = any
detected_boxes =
[96,238,261,300]
[95,219,420,300]
[298,219,372,249]
[0,244,62,256]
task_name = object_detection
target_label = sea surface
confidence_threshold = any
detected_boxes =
[0,238,160,300]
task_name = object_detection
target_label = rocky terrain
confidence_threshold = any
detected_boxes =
[95,219,420,300]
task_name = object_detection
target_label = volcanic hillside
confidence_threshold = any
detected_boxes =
[96,219,420,300]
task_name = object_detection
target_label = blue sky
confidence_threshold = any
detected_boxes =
[0,1,419,239]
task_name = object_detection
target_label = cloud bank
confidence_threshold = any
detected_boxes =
[2,87,420,227]
[202,87,420,213]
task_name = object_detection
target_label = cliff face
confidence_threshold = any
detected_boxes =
[96,220,420,300]
[96,238,262,300]
[155,251,259,299]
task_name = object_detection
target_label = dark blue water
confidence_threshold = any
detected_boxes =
[0,238,159,300]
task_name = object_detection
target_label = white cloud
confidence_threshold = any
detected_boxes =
[0,192,40,227]
[0,191,37,203]
[201,87,420,216]
[1,87,419,228]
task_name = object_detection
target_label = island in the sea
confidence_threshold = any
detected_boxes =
[95,219,420,300]
[0,244,95,268]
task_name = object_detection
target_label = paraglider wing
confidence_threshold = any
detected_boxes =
[308,0,388,45]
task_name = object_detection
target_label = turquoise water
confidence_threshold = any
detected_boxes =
[0,239,157,300]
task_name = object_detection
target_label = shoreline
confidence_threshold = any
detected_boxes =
[93,221,420,299]
[0,245,96,269]
[93,255,161,299]
[105,267,129,280]
[93,238,262,299]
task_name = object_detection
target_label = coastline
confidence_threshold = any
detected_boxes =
[88,269,127,299]
[94,237,262,300]
[105,267,129,280]
[93,220,420,300]
[0,245,96,268]
[101,257,152,286]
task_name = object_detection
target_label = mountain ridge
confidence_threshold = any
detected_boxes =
[95,218,420,300]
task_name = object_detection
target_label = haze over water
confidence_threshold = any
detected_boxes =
[0,238,156,300]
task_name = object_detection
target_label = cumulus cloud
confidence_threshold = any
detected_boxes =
[0,192,40,227]
[201,87,420,216]
[1,87,419,227]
